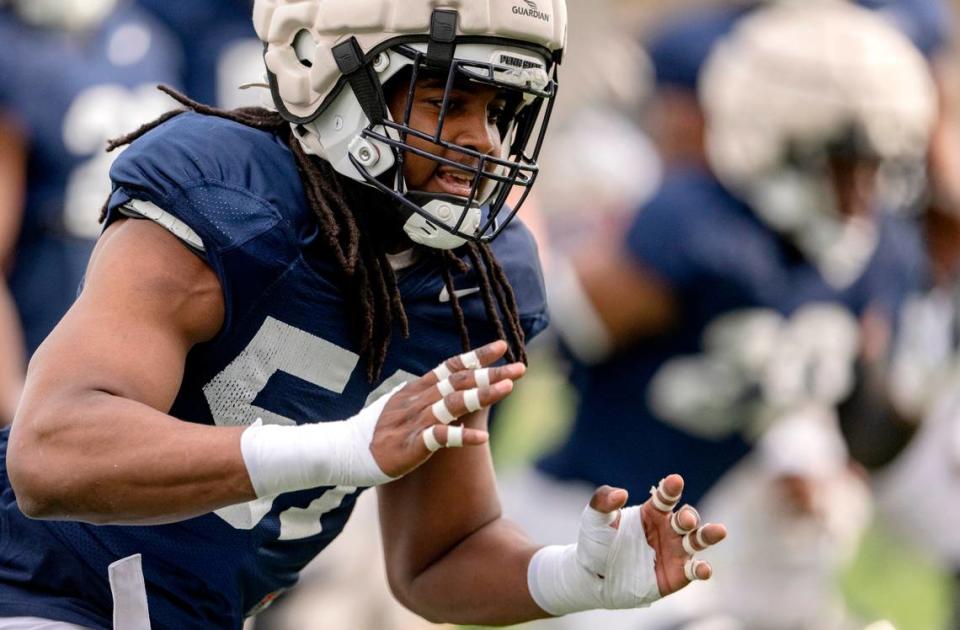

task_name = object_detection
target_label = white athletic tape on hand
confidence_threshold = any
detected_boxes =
[464,388,481,413]
[670,507,699,536]
[460,351,481,369]
[423,426,443,453]
[431,399,457,425]
[682,527,711,555]
[684,559,706,582]
[433,363,453,381]
[422,425,464,452]
[528,505,661,616]
[447,425,464,448]
[241,383,404,496]
[696,526,709,549]
[475,368,491,389]
[649,478,681,513]
[437,378,455,397]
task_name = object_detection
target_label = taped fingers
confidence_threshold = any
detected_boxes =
[684,558,710,582]
[427,342,507,387]
[424,364,524,406]
[421,425,466,453]
[670,505,700,536]
[460,350,482,370]
[464,388,481,413]
[429,352,479,384]
[431,399,458,425]
[429,388,483,425]
[437,378,455,397]
[682,525,714,556]
[433,362,453,382]
[649,477,682,513]
[475,367,491,389]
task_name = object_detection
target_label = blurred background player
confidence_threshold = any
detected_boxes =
[500,1,937,628]
[843,0,960,626]
[0,0,180,425]
[134,0,264,109]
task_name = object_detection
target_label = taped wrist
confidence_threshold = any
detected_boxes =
[527,506,661,616]
[240,384,403,496]
[528,544,601,616]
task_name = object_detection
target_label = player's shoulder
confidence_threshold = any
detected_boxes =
[108,111,310,249]
[637,166,754,233]
[858,0,953,57]
[488,217,547,322]
[113,111,293,187]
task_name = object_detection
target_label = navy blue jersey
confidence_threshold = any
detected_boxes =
[858,0,954,57]
[0,4,181,353]
[134,0,262,108]
[538,167,925,504]
[0,113,548,628]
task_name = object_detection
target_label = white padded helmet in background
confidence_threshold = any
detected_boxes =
[700,0,936,288]
[253,0,567,250]
[4,0,117,30]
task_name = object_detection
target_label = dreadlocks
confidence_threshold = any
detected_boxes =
[103,86,527,380]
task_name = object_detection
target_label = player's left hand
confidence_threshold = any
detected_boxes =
[596,474,727,596]
[528,473,727,616]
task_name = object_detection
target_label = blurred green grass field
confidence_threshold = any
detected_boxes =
[482,353,954,630]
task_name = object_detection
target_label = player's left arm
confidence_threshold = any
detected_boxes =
[378,401,726,625]
[378,405,542,624]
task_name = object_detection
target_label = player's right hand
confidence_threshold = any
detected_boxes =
[370,340,524,478]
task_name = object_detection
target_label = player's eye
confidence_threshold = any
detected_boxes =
[488,102,508,125]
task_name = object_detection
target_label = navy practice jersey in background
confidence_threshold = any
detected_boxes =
[0,112,548,629]
[857,0,954,58]
[135,0,263,108]
[538,167,926,505]
[0,3,181,354]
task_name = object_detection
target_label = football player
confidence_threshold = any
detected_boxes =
[0,0,181,426]
[134,0,265,109]
[0,1,726,628]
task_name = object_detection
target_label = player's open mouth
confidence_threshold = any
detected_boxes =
[433,167,476,198]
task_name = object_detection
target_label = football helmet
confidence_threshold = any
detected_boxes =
[700,0,936,287]
[5,0,117,30]
[253,0,566,249]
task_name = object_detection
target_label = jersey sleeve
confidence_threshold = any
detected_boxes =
[860,0,954,58]
[624,171,711,290]
[102,112,306,335]
[489,219,550,342]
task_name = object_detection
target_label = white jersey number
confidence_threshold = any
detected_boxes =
[203,316,415,540]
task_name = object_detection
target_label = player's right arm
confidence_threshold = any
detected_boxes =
[7,216,519,525]
[6,217,256,524]
[0,112,28,425]
[548,234,679,364]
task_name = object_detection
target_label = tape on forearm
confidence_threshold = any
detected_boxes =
[240,384,404,496]
[527,506,660,616]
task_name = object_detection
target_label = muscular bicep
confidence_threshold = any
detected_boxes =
[28,217,224,412]
[8,218,256,524]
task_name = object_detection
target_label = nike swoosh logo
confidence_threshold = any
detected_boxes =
[439,286,481,303]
